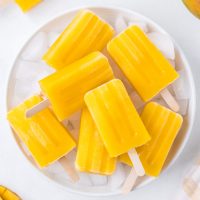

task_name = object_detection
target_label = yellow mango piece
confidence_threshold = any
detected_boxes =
[43,9,114,70]
[7,96,76,168]
[183,0,200,18]
[107,26,179,102]
[75,107,116,175]
[0,186,20,200]
[15,0,42,12]
[84,79,150,157]
[40,52,114,121]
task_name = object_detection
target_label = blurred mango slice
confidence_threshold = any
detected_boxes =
[0,186,20,200]
[183,0,200,18]
[15,0,42,12]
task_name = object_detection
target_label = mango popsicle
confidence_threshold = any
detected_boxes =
[43,10,114,70]
[107,26,179,111]
[120,102,183,177]
[7,96,76,168]
[75,107,116,175]
[84,79,151,158]
[39,52,114,121]
[15,0,42,12]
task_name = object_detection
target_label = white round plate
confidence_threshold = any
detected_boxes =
[6,6,196,196]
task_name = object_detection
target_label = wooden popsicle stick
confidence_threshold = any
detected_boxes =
[59,157,79,182]
[160,88,179,112]
[26,99,50,118]
[121,149,144,193]
[121,168,138,194]
[128,148,145,176]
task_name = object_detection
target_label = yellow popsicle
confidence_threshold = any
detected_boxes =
[107,26,179,102]
[40,52,114,121]
[43,9,114,70]
[75,107,116,175]
[120,102,183,176]
[7,96,76,168]
[84,79,151,158]
[15,0,42,12]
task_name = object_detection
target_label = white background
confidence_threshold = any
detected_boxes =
[0,0,200,199]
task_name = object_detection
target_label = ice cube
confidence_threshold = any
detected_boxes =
[178,99,189,116]
[78,173,92,186]
[115,15,127,34]
[21,32,48,61]
[43,162,65,176]
[13,76,41,103]
[52,173,71,185]
[38,61,55,74]
[45,19,69,33]
[16,60,54,84]
[128,21,148,33]
[172,70,190,99]
[11,93,23,107]
[89,174,108,186]
[16,61,40,80]
[108,163,126,189]
[147,32,175,60]
[175,190,189,200]
[47,32,60,47]
[34,70,51,82]
[20,142,32,156]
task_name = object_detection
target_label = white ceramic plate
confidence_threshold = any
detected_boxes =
[6,6,196,196]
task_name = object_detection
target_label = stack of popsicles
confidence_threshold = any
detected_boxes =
[7,9,184,193]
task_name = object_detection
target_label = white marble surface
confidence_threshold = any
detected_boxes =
[0,0,200,199]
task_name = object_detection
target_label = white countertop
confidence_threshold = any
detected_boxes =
[0,0,200,199]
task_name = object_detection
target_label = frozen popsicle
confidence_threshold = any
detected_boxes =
[107,25,179,111]
[7,95,79,182]
[120,102,183,176]
[75,107,116,175]
[15,0,42,12]
[84,79,151,176]
[27,52,114,121]
[43,9,115,70]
